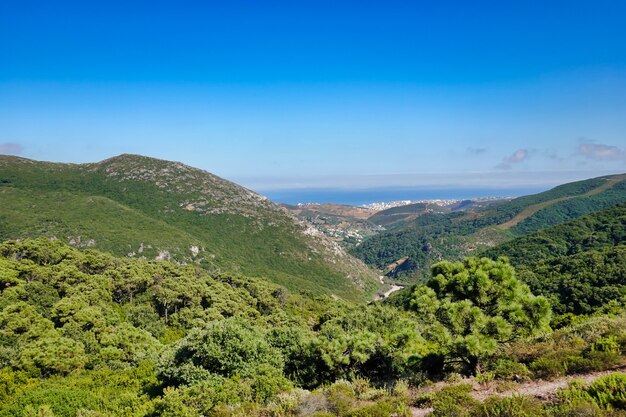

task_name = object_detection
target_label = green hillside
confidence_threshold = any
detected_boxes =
[484,203,626,266]
[351,174,626,279]
[0,155,379,300]
[367,202,449,228]
[482,204,626,315]
[517,246,626,315]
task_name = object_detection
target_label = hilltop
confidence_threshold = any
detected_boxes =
[0,154,379,300]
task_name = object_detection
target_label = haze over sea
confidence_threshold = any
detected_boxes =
[261,186,547,206]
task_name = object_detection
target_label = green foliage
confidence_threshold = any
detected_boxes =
[343,400,396,417]
[585,373,626,409]
[488,359,532,382]
[158,318,284,384]
[519,246,626,315]
[267,325,321,387]
[352,176,626,278]
[19,333,88,376]
[410,257,551,374]
[512,180,626,235]
[1,222,626,416]
[430,384,479,417]
[0,364,157,417]
[473,395,546,417]
[315,303,428,382]
[556,373,626,412]
[482,204,626,315]
[485,203,626,266]
[502,315,626,381]
[0,154,379,301]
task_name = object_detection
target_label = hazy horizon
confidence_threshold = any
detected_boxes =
[260,186,547,206]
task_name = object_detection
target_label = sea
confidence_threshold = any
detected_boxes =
[261,186,548,206]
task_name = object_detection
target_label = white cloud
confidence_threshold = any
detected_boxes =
[496,149,529,170]
[577,143,625,160]
[506,149,529,162]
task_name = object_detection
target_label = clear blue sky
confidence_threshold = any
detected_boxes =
[1,1,625,191]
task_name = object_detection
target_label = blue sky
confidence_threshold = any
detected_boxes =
[1,1,625,191]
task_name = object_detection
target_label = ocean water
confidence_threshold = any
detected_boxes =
[261,187,548,206]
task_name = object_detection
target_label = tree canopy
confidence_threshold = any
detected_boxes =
[410,257,552,374]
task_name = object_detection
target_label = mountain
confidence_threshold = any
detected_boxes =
[0,154,379,300]
[483,203,626,266]
[484,204,626,315]
[351,174,626,279]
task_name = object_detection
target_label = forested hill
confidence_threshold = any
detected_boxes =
[484,204,626,315]
[0,154,379,300]
[351,174,626,279]
[484,203,626,266]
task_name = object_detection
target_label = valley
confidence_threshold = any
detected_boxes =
[1,155,625,417]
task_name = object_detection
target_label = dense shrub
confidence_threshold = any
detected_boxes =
[2,238,626,416]
[555,373,626,413]
[430,384,479,417]
[473,395,546,417]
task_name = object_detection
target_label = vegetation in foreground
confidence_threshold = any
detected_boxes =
[1,238,626,416]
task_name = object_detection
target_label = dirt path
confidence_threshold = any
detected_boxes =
[411,365,626,417]
[383,284,404,298]
[498,175,625,230]
[375,275,404,299]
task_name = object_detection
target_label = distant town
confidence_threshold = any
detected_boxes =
[297,196,513,212]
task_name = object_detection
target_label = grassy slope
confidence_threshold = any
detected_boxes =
[0,155,378,301]
[500,174,626,230]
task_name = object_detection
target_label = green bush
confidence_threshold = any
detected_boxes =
[344,400,395,417]
[586,373,626,409]
[326,381,357,415]
[555,373,626,414]
[589,336,621,355]
[472,394,546,417]
[530,347,621,380]
[490,359,532,382]
[430,384,479,417]
[530,355,568,380]
[158,318,284,385]
[0,387,98,417]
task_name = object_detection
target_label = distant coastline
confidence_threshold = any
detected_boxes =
[260,186,548,206]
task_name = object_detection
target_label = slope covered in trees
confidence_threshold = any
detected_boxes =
[517,246,626,315]
[0,155,378,301]
[482,204,626,315]
[1,239,626,416]
[0,238,425,416]
[351,175,626,279]
[485,203,626,266]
